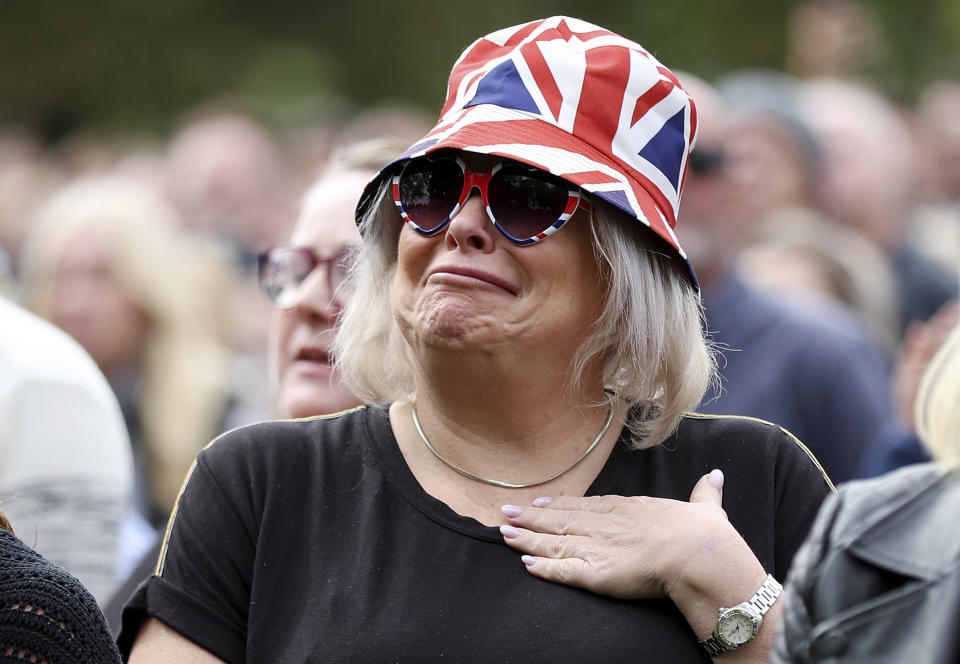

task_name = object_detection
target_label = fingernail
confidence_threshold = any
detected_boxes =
[708,468,724,490]
[532,497,552,507]
[521,555,537,567]
[501,504,523,518]
[499,525,521,539]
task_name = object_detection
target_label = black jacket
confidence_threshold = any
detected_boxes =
[773,463,960,663]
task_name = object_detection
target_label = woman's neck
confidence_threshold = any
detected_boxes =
[403,348,621,482]
[412,346,607,448]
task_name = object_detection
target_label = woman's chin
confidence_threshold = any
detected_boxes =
[412,298,499,345]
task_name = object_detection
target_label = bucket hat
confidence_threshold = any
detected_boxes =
[358,15,699,286]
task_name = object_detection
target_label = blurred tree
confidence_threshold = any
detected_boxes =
[0,0,957,140]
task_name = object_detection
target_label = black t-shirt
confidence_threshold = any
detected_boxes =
[119,404,832,663]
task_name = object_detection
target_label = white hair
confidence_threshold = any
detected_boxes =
[334,184,716,448]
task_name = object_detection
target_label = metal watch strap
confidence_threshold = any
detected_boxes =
[698,574,783,656]
[745,574,783,616]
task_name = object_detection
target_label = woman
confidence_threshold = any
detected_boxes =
[122,17,831,663]
[0,506,122,663]
[774,319,960,662]
[264,139,408,418]
[20,175,237,531]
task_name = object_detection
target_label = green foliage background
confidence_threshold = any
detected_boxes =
[2,1,958,140]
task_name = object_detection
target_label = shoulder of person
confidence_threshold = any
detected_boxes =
[679,410,806,447]
[678,411,831,483]
[0,530,120,662]
[827,464,957,553]
[195,403,377,469]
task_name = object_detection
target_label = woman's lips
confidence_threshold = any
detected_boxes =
[427,265,518,295]
[291,347,333,376]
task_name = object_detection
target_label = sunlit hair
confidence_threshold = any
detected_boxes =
[915,322,960,470]
[0,506,12,534]
[334,181,716,448]
[20,175,231,514]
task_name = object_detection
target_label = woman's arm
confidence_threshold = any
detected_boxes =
[129,618,229,664]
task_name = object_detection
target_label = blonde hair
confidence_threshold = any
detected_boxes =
[915,322,960,470]
[335,184,716,448]
[0,506,12,534]
[20,175,232,515]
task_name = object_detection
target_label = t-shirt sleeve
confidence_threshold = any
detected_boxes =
[771,428,835,580]
[117,432,258,664]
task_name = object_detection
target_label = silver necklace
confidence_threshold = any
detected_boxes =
[411,402,615,489]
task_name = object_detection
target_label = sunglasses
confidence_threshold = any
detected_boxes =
[257,246,355,309]
[688,147,725,176]
[392,154,591,246]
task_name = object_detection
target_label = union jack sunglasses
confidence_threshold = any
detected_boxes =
[391,154,591,246]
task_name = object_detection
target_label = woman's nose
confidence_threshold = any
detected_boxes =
[445,188,495,252]
[292,267,339,320]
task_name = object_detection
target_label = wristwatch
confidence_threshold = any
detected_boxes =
[698,574,783,656]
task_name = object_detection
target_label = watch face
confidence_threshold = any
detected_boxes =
[719,609,758,646]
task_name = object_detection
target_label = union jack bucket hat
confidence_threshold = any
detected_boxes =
[358,15,699,287]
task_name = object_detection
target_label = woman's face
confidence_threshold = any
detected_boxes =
[48,229,151,378]
[391,153,603,363]
[268,172,366,419]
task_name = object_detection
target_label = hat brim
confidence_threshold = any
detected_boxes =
[357,105,697,289]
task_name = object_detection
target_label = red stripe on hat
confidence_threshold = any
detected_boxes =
[501,18,544,47]
[657,65,683,88]
[573,45,630,157]
[631,77,679,127]
[521,42,564,121]
[571,170,622,185]
[645,209,680,251]
[553,17,613,43]
[633,182,676,238]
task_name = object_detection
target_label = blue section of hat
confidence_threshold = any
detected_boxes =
[466,59,539,114]
[637,108,686,191]
[592,189,633,218]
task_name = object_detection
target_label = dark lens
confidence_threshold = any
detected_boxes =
[398,158,464,231]
[689,147,724,175]
[488,166,569,239]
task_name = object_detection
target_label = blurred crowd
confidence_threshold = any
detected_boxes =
[0,0,957,639]
[0,101,434,618]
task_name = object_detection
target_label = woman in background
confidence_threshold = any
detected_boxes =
[20,176,236,537]
[264,139,407,419]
